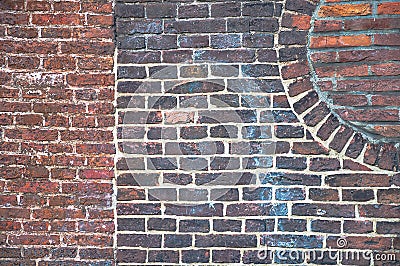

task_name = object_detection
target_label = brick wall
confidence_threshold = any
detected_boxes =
[1,0,400,265]
[0,0,115,264]
[309,0,400,142]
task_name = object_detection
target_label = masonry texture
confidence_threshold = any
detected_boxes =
[1,0,400,265]
[0,0,115,264]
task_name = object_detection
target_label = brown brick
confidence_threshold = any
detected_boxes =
[0,0,24,10]
[378,2,400,14]
[374,33,400,46]
[32,14,84,26]
[344,220,373,234]
[8,56,40,70]
[326,174,390,187]
[310,158,340,172]
[319,4,371,17]
[378,189,400,203]
[282,13,311,30]
[309,188,339,201]
[314,20,343,32]
[292,203,355,218]
[337,109,399,122]
[87,15,113,26]
[327,236,391,250]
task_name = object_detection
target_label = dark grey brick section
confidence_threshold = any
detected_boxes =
[113,0,397,264]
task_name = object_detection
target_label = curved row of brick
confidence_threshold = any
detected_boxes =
[283,0,400,172]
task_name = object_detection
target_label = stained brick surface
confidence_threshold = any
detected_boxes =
[0,0,114,264]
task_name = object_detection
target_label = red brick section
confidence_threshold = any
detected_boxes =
[309,0,400,145]
[0,0,115,264]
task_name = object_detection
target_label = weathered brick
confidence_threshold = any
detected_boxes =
[263,234,323,248]
[180,220,209,233]
[293,203,355,218]
[165,19,226,34]
[326,174,390,187]
[212,250,241,263]
[211,3,240,17]
[147,3,176,18]
[378,2,400,15]
[182,249,210,263]
[310,35,372,48]
[196,234,257,248]
[164,234,192,248]
[148,250,179,263]
[179,4,209,19]
[319,4,371,17]
[344,220,373,234]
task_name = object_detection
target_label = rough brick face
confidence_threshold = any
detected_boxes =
[2,0,400,265]
[309,0,400,145]
[0,0,114,264]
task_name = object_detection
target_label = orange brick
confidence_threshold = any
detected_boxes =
[319,4,372,17]
[378,2,400,14]
[338,35,371,47]
[310,35,371,48]
[292,15,311,30]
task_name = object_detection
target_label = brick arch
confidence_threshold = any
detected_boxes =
[281,0,400,172]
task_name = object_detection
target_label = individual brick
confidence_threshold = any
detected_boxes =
[212,250,241,263]
[243,33,274,48]
[115,3,145,18]
[262,234,323,248]
[243,3,274,17]
[210,34,241,49]
[165,19,226,34]
[179,220,209,233]
[275,125,304,138]
[342,189,375,202]
[211,3,241,17]
[310,158,340,172]
[292,203,355,218]
[276,157,307,170]
[319,4,372,17]
[344,220,373,234]
[311,220,341,233]
[213,219,241,232]
[182,250,210,263]
[164,234,192,248]
[195,234,257,248]
[148,250,179,263]
[146,3,177,18]
[178,4,209,19]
